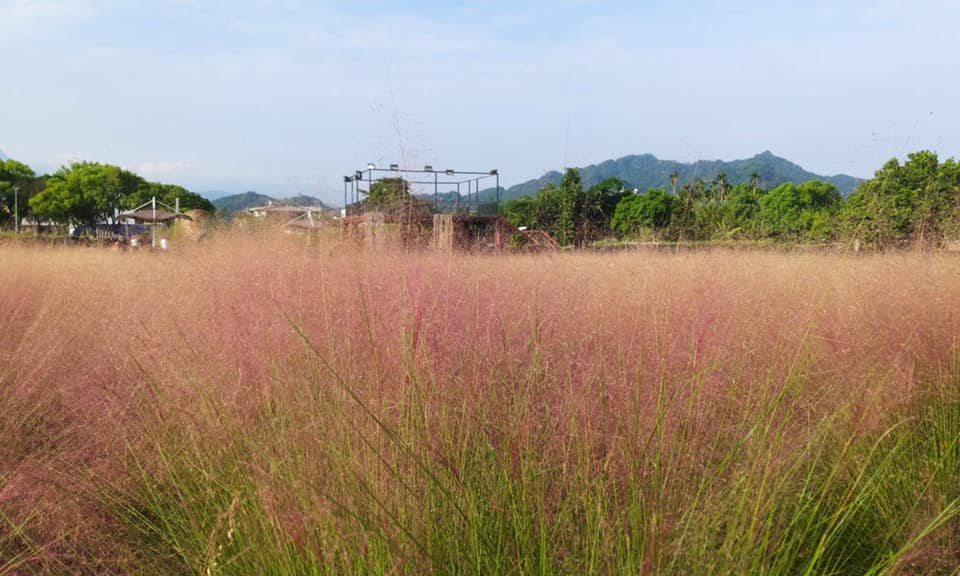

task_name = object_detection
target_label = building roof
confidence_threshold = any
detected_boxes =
[120,210,193,223]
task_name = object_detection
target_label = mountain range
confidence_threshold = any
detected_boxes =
[211,191,332,213]
[493,151,862,202]
[212,152,862,211]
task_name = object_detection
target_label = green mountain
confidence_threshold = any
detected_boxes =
[212,192,332,213]
[489,151,862,202]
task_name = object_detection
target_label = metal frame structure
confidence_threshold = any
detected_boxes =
[12,185,19,234]
[119,196,186,247]
[343,164,500,215]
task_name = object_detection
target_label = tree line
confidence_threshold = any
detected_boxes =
[502,151,960,248]
[0,159,215,231]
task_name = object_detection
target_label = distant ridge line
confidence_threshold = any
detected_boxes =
[492,151,863,203]
[212,191,331,214]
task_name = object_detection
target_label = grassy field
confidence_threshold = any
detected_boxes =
[1,236,959,574]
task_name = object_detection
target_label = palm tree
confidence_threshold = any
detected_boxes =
[715,171,728,203]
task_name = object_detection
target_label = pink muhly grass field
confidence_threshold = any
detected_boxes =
[1,237,959,573]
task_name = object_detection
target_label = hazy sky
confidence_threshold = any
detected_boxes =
[1,0,957,202]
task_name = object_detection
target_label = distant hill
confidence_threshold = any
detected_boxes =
[488,151,862,202]
[0,149,7,161]
[212,191,332,213]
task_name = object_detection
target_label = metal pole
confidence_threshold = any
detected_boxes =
[13,185,18,234]
[151,196,156,248]
[496,173,500,212]
[434,171,438,212]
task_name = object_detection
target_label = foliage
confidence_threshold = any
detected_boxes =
[127,183,216,213]
[668,178,710,241]
[0,159,40,228]
[716,183,763,238]
[24,161,214,229]
[503,173,626,246]
[581,177,628,242]
[758,180,842,240]
[362,177,434,216]
[366,177,409,209]
[501,196,537,229]
[843,151,960,247]
[611,188,674,238]
[29,162,137,228]
[555,168,583,246]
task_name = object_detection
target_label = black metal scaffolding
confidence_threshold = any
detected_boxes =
[343,164,500,216]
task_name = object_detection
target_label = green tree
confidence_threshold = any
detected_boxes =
[126,182,216,213]
[555,168,584,246]
[611,188,674,238]
[843,151,960,247]
[712,171,729,204]
[0,159,39,228]
[504,174,622,245]
[502,196,537,229]
[30,162,146,228]
[581,177,626,241]
[28,162,214,230]
[759,180,841,240]
[670,179,708,241]
[717,183,764,238]
[532,183,564,236]
[365,177,412,210]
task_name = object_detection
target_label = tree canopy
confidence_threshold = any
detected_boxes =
[842,151,960,247]
[0,159,38,227]
[611,188,674,238]
[5,160,215,230]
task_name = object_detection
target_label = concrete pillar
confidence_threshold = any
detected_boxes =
[363,212,386,250]
[433,214,454,252]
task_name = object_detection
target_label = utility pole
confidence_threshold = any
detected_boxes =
[151,196,157,248]
[13,185,19,234]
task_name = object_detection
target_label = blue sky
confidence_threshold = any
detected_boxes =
[1,0,957,202]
